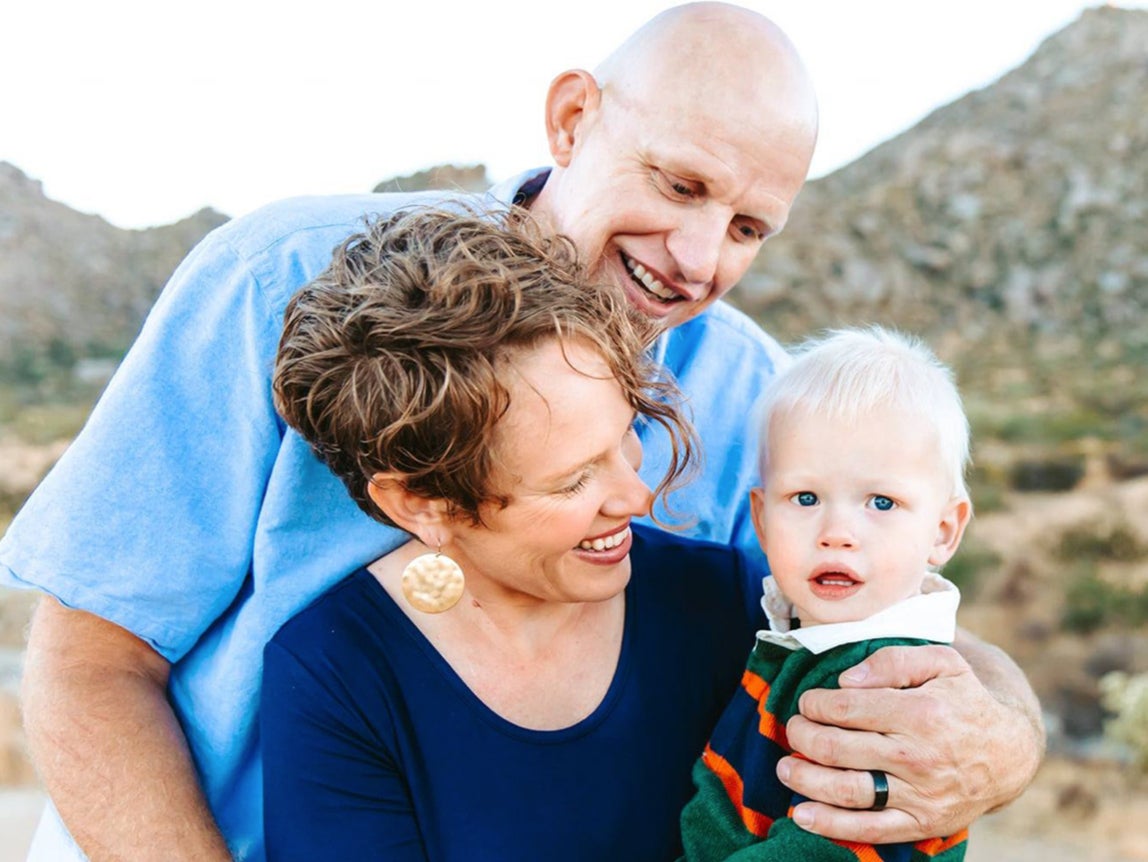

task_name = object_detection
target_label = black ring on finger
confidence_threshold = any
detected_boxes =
[868,769,889,811]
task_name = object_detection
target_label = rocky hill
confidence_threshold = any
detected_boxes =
[733,5,1147,353]
[0,162,496,382]
[1,6,1145,430]
[0,163,228,378]
[373,163,490,194]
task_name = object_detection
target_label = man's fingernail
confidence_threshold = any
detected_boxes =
[794,807,814,829]
[842,665,869,684]
[777,760,791,782]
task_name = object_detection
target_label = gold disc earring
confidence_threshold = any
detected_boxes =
[401,547,465,613]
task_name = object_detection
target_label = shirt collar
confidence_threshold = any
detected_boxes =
[488,167,551,207]
[758,572,960,655]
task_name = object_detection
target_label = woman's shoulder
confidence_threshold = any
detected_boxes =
[267,568,390,658]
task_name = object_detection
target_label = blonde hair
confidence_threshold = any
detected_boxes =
[757,326,970,500]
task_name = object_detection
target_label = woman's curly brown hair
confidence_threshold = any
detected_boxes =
[273,205,697,527]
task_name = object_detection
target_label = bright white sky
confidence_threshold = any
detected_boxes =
[3,1,1140,229]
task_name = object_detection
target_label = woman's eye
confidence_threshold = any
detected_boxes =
[560,475,590,496]
[794,491,818,507]
[870,495,895,511]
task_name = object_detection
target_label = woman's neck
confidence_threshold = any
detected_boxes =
[369,538,626,730]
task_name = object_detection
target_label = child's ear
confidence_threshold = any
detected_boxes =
[749,487,769,555]
[367,473,452,541]
[928,497,973,568]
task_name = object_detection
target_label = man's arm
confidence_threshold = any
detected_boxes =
[21,597,232,862]
[774,631,1043,844]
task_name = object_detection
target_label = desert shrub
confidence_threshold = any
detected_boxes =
[0,488,26,533]
[990,410,1108,446]
[969,481,1007,514]
[1008,457,1084,492]
[1061,565,1148,633]
[1061,567,1112,633]
[10,403,92,445]
[1054,521,1148,563]
[1099,671,1148,770]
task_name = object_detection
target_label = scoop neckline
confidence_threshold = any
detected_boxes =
[357,568,637,743]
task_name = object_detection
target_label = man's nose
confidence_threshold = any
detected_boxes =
[665,209,727,289]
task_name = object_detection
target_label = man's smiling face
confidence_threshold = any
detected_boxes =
[529,6,817,330]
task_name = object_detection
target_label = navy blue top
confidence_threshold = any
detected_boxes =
[261,526,762,862]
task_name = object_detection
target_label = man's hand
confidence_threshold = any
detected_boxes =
[21,597,233,861]
[775,635,1044,844]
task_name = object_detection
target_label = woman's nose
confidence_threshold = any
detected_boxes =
[604,451,653,517]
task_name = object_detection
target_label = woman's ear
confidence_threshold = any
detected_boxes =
[544,69,601,167]
[928,497,973,568]
[367,473,450,538]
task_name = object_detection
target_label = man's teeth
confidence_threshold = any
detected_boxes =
[625,258,677,301]
[578,527,630,552]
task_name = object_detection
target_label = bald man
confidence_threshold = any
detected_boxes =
[8,4,1041,860]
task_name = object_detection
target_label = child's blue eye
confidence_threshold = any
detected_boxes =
[870,495,895,511]
[794,491,818,507]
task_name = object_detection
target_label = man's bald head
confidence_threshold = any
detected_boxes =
[531,2,818,329]
[594,2,818,140]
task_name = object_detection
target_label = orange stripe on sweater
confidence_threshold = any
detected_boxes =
[740,669,789,749]
[914,829,968,855]
[833,840,885,862]
[701,744,774,837]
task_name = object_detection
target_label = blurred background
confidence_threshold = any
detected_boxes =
[2,2,1147,859]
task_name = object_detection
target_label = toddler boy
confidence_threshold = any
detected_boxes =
[680,326,973,861]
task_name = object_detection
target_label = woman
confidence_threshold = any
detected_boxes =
[262,208,761,861]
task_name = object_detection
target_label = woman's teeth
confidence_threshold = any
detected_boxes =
[578,527,630,552]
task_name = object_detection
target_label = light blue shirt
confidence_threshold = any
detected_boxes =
[0,170,788,860]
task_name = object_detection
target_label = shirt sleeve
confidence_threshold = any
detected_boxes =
[261,639,429,862]
[0,229,285,660]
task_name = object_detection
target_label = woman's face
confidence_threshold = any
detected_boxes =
[443,338,653,606]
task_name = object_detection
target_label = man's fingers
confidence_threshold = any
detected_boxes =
[799,658,974,739]
[796,685,936,737]
[781,642,1035,842]
[777,758,937,843]
[778,756,895,810]
[783,714,923,773]
[787,800,927,845]
[838,644,969,689]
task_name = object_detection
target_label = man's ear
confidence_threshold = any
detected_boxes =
[367,473,451,538]
[749,487,769,556]
[928,497,973,568]
[544,69,601,167]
